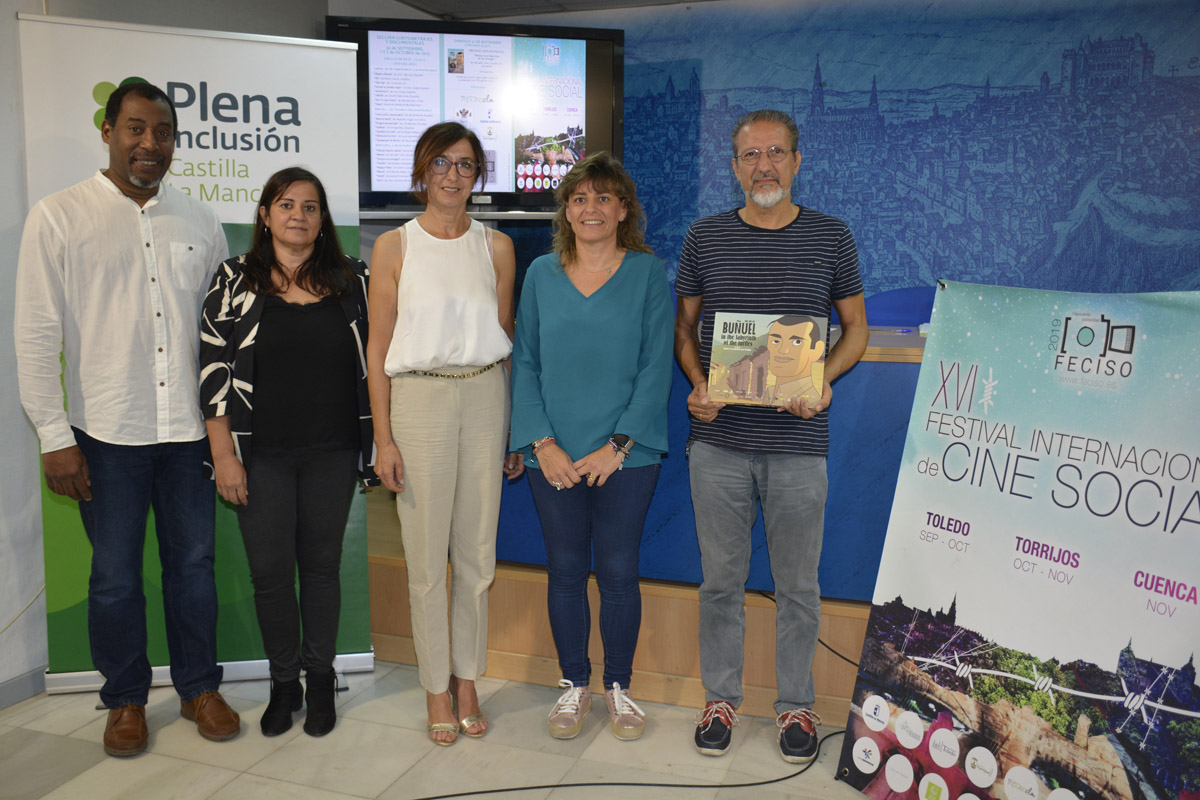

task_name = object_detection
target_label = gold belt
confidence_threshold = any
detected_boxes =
[403,360,502,380]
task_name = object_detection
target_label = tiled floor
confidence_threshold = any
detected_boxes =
[0,663,864,800]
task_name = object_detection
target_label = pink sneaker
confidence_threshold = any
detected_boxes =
[547,679,590,739]
[604,683,645,740]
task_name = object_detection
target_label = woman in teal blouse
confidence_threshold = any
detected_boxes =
[510,153,673,742]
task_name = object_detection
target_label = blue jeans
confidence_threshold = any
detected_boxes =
[687,440,827,714]
[75,429,222,708]
[527,464,660,688]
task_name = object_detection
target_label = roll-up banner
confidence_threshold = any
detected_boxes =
[837,282,1200,800]
[17,14,370,689]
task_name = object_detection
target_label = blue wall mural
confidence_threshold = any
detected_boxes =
[620,0,1200,294]
[496,0,1200,601]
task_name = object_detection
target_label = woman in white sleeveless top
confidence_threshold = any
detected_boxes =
[366,122,524,746]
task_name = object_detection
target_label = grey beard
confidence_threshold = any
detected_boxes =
[129,173,162,189]
[749,183,787,209]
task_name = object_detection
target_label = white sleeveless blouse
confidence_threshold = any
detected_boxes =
[383,217,512,375]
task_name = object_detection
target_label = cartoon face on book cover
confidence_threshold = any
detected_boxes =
[708,312,827,407]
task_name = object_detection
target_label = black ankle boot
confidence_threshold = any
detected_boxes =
[260,678,303,736]
[303,670,337,737]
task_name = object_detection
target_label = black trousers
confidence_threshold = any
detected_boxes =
[236,449,358,681]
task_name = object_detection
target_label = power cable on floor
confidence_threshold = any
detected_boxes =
[406,729,846,800]
[0,584,45,637]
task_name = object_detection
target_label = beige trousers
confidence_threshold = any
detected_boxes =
[389,365,508,693]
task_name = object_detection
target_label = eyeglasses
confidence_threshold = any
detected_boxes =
[431,156,478,176]
[737,146,792,165]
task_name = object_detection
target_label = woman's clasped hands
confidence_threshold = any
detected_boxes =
[538,441,624,490]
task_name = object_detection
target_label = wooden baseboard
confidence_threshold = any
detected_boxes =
[370,557,867,722]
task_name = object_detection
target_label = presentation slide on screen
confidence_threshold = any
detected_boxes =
[368,31,586,195]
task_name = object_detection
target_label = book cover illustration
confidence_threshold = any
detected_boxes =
[708,312,827,407]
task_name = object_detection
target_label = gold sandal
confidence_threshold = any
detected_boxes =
[427,722,459,746]
[449,676,488,738]
[459,712,488,738]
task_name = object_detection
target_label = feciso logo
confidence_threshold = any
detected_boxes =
[1049,312,1137,381]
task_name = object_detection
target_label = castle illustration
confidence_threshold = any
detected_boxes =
[1061,34,1155,96]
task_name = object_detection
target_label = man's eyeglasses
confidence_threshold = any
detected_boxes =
[431,156,478,176]
[737,146,791,165]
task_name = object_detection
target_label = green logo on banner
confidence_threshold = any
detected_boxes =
[92,77,149,129]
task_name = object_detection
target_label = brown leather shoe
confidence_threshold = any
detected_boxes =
[180,691,240,741]
[103,704,147,757]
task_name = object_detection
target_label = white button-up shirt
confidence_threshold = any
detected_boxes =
[15,171,228,452]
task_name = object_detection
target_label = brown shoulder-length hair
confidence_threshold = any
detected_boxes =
[242,167,353,297]
[551,152,652,266]
[410,121,488,204]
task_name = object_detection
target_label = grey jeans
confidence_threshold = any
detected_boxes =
[688,439,827,714]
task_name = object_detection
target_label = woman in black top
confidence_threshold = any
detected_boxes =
[199,167,375,738]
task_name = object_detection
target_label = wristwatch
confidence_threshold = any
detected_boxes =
[609,434,634,457]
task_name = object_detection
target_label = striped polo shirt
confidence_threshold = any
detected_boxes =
[675,207,864,456]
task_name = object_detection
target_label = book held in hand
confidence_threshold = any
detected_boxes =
[708,312,827,407]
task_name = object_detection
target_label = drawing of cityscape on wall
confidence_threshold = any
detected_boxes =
[623,25,1200,297]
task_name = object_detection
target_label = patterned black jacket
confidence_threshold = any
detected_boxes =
[199,254,379,484]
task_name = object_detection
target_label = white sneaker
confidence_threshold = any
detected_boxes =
[547,679,591,739]
[604,682,645,740]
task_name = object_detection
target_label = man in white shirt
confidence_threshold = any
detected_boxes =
[15,82,240,756]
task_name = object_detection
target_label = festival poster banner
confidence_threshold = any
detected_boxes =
[17,15,370,685]
[837,282,1200,800]
[512,37,586,193]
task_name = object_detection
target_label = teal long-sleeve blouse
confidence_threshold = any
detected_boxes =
[510,250,674,469]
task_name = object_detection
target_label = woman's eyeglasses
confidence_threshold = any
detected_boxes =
[431,156,479,176]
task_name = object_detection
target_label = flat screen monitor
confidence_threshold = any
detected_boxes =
[326,16,624,212]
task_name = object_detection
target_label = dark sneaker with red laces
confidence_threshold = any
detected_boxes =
[777,708,821,763]
[694,700,739,756]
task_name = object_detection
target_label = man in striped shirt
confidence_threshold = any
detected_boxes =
[674,109,868,764]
